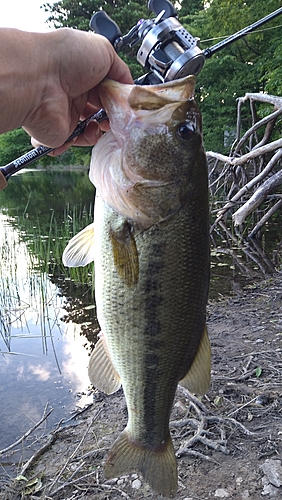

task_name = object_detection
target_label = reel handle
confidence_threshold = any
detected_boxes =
[90,11,122,45]
[148,0,177,18]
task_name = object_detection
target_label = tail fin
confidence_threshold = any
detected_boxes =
[104,429,178,497]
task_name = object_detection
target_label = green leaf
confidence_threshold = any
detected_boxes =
[214,395,222,406]
[25,476,43,495]
[255,366,262,378]
[15,475,28,482]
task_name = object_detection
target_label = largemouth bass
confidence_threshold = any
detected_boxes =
[63,76,211,497]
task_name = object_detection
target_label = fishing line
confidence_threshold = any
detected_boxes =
[201,23,282,44]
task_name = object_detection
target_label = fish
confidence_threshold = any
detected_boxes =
[62,75,211,497]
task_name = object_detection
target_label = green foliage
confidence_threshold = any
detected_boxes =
[197,54,258,151]
[0,128,32,165]
[0,127,92,168]
[260,29,282,96]
[43,0,96,30]
[187,0,282,151]
[178,0,204,16]
[41,0,282,154]
[71,146,92,166]
[43,0,149,32]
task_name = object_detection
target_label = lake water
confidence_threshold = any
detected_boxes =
[0,169,280,479]
[0,170,98,478]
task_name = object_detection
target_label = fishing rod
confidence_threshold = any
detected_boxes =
[0,109,107,191]
[1,0,282,190]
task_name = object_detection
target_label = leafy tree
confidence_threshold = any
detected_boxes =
[185,0,282,151]
[43,0,149,32]
[0,127,92,169]
[43,0,282,152]
[178,0,204,16]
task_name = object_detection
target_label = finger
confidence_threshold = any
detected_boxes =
[108,51,133,84]
[80,102,101,121]
[30,136,77,156]
[43,119,105,156]
[73,120,103,146]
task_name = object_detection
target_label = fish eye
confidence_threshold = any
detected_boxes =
[177,121,196,141]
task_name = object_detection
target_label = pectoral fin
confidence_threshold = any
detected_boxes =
[62,223,95,267]
[110,222,139,286]
[88,334,121,395]
[179,326,211,395]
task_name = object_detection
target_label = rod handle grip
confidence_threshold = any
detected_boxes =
[0,171,7,191]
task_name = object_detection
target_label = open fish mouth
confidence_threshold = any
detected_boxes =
[98,75,197,145]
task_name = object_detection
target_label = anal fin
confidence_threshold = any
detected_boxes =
[179,325,211,395]
[88,334,121,395]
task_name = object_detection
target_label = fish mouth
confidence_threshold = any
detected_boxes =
[98,76,196,142]
[99,75,196,105]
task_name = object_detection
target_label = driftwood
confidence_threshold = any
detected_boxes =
[208,92,282,264]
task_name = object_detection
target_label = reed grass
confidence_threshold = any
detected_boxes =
[18,203,95,288]
[0,206,92,360]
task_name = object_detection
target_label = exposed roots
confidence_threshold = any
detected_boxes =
[170,388,257,464]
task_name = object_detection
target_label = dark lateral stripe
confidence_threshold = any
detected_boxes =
[143,240,167,443]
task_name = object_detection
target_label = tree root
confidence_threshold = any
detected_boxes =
[171,388,257,462]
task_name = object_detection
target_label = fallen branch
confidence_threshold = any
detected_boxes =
[0,405,53,457]
[238,92,282,107]
[20,432,58,476]
[214,148,282,222]
[171,389,257,463]
[207,137,282,166]
[248,198,282,238]
[209,91,282,248]
[233,107,282,156]
[233,168,282,225]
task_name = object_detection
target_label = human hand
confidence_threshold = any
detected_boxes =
[27,29,133,155]
[0,28,133,154]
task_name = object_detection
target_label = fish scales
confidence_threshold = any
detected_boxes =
[63,76,211,497]
[94,194,209,438]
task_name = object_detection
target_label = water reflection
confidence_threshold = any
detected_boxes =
[0,324,91,450]
[209,216,281,299]
[0,171,96,474]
